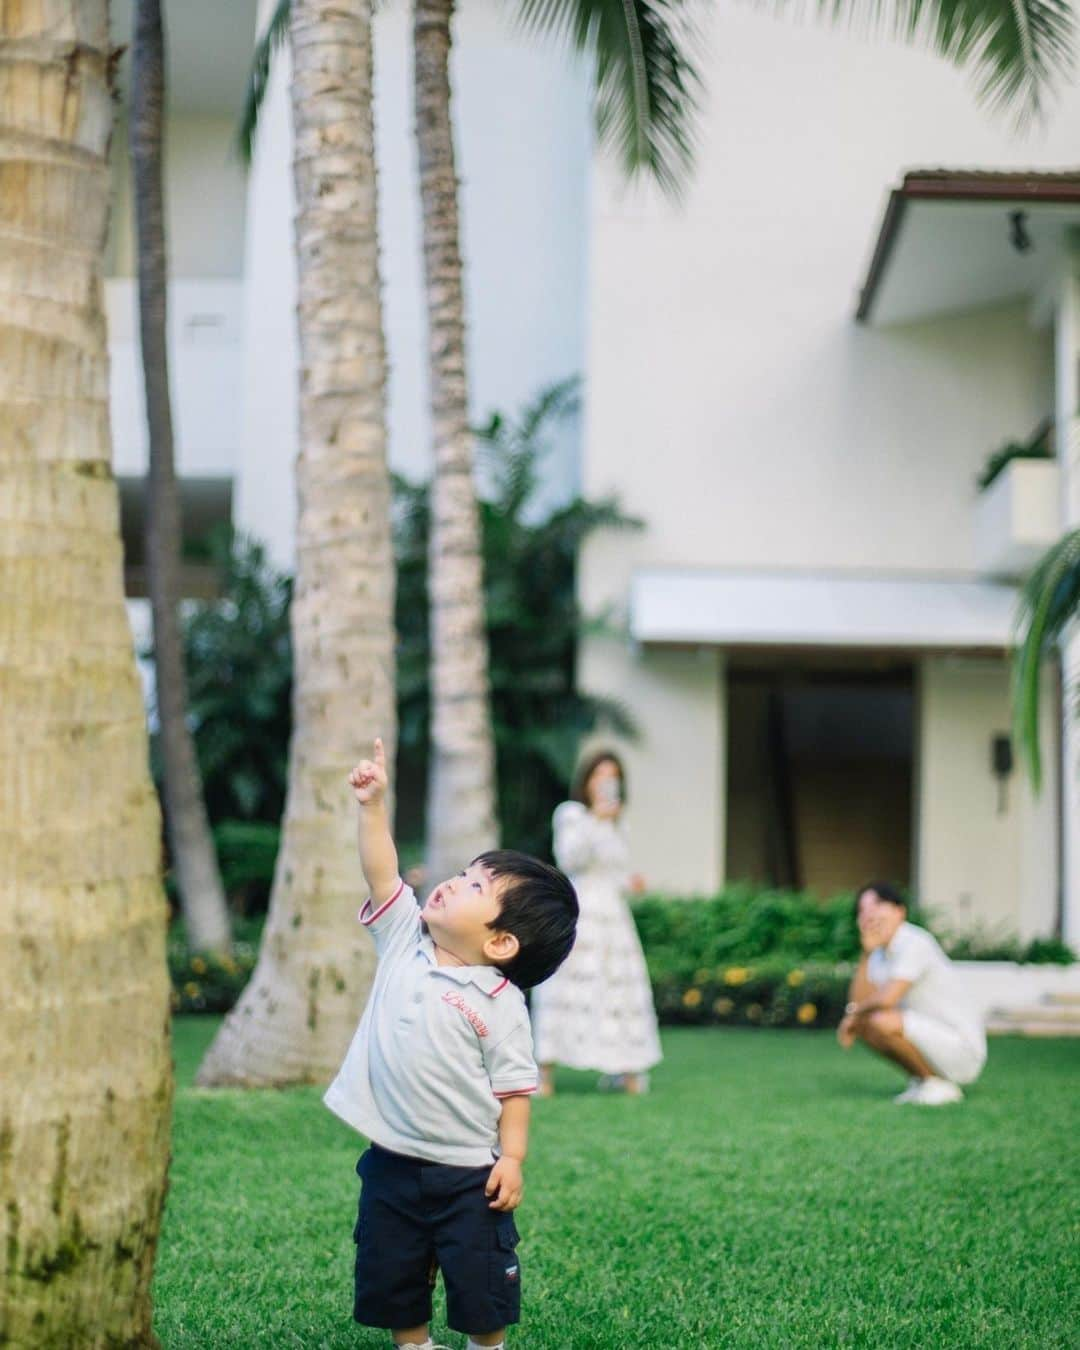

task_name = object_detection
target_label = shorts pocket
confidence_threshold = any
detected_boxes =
[489,1218,521,1317]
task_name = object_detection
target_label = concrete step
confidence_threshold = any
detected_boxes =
[1043,991,1080,1007]
[992,1004,1080,1024]
[987,1019,1080,1037]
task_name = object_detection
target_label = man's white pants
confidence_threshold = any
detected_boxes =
[902,1010,985,1085]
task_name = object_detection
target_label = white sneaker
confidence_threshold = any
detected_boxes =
[909,1076,963,1106]
[893,1077,923,1104]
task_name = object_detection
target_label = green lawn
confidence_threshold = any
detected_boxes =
[156,1020,1079,1348]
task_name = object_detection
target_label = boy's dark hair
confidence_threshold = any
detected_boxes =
[854,880,907,922]
[571,749,626,807]
[475,849,578,990]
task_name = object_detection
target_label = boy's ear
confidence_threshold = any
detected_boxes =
[483,929,520,964]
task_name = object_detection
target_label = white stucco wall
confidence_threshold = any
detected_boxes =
[106,115,249,485]
[578,640,726,894]
[107,116,248,280]
[917,658,1058,940]
[582,2,1080,579]
[235,0,590,565]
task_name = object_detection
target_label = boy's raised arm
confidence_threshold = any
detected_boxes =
[347,738,400,905]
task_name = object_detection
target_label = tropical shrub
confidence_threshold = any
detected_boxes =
[153,530,292,835]
[393,377,641,857]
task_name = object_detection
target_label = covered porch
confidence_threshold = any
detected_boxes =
[630,566,1059,942]
[855,168,1080,947]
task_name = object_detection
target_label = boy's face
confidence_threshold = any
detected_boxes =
[421,861,509,964]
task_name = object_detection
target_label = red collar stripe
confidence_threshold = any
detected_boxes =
[359,878,406,926]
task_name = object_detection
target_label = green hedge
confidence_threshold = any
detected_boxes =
[631,888,1074,1027]
[631,888,1075,971]
[167,885,1075,1022]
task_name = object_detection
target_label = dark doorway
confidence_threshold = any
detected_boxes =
[725,658,914,895]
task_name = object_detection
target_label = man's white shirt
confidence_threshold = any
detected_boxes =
[324,881,538,1166]
[868,921,986,1060]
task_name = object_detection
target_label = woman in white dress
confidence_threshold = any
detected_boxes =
[531,750,662,1095]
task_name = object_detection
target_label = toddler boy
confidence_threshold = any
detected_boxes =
[325,739,578,1349]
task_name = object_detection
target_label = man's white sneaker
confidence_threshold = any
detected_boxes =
[909,1076,963,1106]
[893,1077,923,1104]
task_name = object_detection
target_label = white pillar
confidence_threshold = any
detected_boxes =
[1053,251,1080,948]
[234,0,299,570]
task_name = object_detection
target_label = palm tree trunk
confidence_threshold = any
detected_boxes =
[131,0,232,956]
[414,0,499,881]
[197,0,396,1085]
[0,2,172,1343]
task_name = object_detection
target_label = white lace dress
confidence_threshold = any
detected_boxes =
[531,801,662,1075]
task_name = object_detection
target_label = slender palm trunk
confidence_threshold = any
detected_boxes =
[197,0,396,1085]
[131,0,232,956]
[0,2,172,1342]
[414,0,498,881]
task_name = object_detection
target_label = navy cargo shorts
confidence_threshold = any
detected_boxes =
[352,1143,522,1335]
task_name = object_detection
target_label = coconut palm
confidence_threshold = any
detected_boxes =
[0,1,171,1341]
[413,0,501,881]
[1013,528,1080,788]
[131,0,232,955]
[241,0,702,886]
[197,0,396,1086]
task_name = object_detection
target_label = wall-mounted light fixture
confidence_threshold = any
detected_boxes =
[992,733,1014,815]
[1009,211,1032,254]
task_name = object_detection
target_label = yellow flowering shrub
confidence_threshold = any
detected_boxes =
[654,961,849,1029]
[169,927,258,1013]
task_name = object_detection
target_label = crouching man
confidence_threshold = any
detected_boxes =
[838,882,986,1105]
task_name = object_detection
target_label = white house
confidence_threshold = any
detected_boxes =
[107,0,1080,946]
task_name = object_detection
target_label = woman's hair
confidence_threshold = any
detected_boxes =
[570,749,627,807]
[853,880,907,922]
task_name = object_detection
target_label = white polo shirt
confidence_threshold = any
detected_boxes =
[324,880,539,1167]
[868,922,986,1059]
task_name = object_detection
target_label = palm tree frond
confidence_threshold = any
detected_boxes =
[1012,526,1080,788]
[795,0,1074,124]
[237,0,292,164]
[517,0,702,196]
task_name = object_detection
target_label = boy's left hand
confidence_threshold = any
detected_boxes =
[485,1156,523,1211]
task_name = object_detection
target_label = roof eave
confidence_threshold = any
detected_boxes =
[855,170,1080,324]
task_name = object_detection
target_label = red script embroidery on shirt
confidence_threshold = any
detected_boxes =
[441,990,489,1037]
